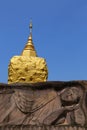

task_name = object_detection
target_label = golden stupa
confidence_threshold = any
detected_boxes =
[8,21,48,84]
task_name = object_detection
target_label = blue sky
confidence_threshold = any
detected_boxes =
[0,0,87,83]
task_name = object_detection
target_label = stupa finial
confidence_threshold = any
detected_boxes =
[21,21,37,57]
[29,20,32,34]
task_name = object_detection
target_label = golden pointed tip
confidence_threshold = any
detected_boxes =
[21,21,37,57]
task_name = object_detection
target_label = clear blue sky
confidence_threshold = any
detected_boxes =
[0,0,87,83]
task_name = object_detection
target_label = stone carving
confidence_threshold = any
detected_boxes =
[8,56,48,84]
[0,81,87,127]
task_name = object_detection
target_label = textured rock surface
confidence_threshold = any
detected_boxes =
[8,56,48,84]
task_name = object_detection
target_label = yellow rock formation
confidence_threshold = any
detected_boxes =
[8,56,48,84]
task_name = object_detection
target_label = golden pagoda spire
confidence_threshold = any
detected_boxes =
[21,21,37,57]
[8,21,48,84]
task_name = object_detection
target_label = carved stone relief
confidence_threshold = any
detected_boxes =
[0,81,86,128]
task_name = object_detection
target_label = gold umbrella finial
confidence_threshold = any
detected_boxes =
[29,20,32,34]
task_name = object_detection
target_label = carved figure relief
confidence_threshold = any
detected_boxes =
[0,81,86,127]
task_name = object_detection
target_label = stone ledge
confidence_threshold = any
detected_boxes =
[0,125,86,130]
